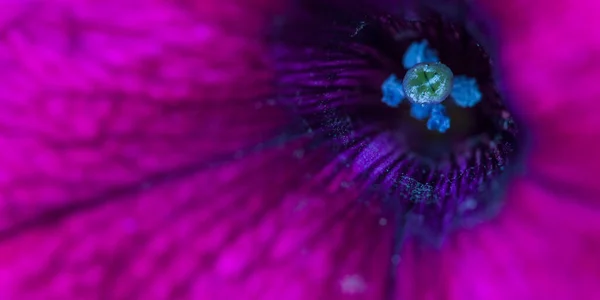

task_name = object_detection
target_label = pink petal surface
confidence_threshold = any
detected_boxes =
[0,0,599,299]
[485,0,600,193]
[0,0,392,299]
[397,177,600,300]
[395,0,600,299]
[0,0,284,231]
[0,142,395,299]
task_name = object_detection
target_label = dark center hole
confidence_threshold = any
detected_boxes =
[354,12,516,161]
[271,0,524,239]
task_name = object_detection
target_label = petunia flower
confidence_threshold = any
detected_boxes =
[0,1,598,300]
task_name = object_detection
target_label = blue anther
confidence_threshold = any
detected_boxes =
[410,103,432,120]
[381,74,405,107]
[451,75,482,108]
[426,104,451,133]
[402,40,440,69]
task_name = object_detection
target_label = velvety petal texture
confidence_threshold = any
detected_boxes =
[396,0,600,299]
[0,0,327,298]
[0,0,599,300]
[0,0,394,299]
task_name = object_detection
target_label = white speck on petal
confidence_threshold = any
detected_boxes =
[340,274,367,295]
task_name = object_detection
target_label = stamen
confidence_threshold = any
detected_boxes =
[402,39,440,69]
[451,75,483,107]
[410,103,432,120]
[426,104,450,133]
[381,74,405,107]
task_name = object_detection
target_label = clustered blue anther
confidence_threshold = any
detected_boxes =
[381,39,483,133]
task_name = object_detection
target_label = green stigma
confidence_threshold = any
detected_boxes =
[402,62,454,105]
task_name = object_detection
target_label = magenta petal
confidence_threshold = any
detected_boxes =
[396,178,600,299]
[0,1,288,231]
[393,0,600,298]
[0,140,397,299]
[0,0,327,298]
[0,1,395,299]
[480,0,600,196]
[3,0,600,299]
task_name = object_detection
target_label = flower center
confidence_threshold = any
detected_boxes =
[270,0,524,242]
